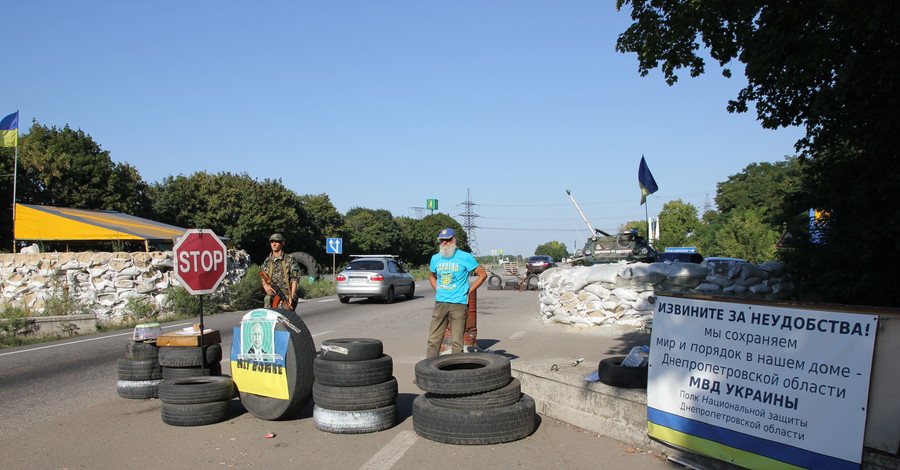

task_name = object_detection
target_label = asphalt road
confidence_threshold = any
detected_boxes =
[0,284,675,470]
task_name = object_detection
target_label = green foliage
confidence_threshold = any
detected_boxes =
[0,303,37,340]
[534,241,569,261]
[394,213,468,266]
[656,200,700,251]
[122,297,156,323]
[42,285,92,317]
[150,172,316,263]
[343,207,402,256]
[227,264,265,310]
[705,209,779,263]
[163,286,224,317]
[616,1,900,305]
[715,157,801,226]
[296,278,335,300]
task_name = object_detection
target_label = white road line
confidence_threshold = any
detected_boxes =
[311,330,333,338]
[358,430,418,470]
[319,298,337,303]
[0,322,195,357]
[509,330,526,340]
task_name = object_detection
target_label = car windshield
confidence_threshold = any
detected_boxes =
[346,260,384,271]
[529,256,551,262]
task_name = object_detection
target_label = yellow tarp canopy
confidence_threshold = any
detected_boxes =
[14,204,187,242]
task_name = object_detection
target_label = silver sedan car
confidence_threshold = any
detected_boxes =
[335,255,416,304]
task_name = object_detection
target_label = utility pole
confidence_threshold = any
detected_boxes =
[458,189,480,256]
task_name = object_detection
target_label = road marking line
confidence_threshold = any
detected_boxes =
[311,330,333,338]
[359,430,418,470]
[319,298,336,302]
[0,322,195,357]
[509,330,526,340]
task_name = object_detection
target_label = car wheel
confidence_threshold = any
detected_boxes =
[406,282,415,300]
[338,295,350,304]
[597,356,648,388]
[383,286,394,304]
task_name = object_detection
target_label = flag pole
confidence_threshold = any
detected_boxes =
[12,145,17,252]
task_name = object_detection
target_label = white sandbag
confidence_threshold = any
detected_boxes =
[758,261,788,277]
[611,287,639,302]
[696,282,722,292]
[706,275,735,288]
[724,284,748,293]
[740,263,769,281]
[576,291,601,303]
[586,264,619,284]
[749,284,772,294]
[668,263,707,279]
[583,283,611,299]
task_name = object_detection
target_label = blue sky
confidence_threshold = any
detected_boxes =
[6,1,803,258]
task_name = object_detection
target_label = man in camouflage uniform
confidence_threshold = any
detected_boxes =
[261,233,301,309]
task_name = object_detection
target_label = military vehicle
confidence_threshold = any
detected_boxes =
[566,190,657,265]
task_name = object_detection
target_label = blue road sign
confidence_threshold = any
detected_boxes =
[326,238,343,254]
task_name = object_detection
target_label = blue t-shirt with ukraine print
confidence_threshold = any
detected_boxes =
[430,250,479,304]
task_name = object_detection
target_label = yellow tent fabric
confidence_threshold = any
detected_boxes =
[14,204,187,242]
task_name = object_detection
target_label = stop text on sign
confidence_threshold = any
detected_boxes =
[177,250,225,272]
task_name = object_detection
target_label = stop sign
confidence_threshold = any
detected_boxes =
[173,229,228,295]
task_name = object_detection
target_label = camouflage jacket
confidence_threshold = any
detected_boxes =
[261,252,301,295]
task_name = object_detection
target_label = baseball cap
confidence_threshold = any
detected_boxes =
[437,228,456,239]
[269,233,285,242]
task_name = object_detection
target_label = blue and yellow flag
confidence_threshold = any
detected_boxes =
[638,155,658,205]
[1,111,18,147]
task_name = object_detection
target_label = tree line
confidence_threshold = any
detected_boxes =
[0,121,470,268]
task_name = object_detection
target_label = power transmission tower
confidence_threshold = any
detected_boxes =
[458,189,480,255]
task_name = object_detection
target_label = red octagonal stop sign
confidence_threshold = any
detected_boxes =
[173,229,228,295]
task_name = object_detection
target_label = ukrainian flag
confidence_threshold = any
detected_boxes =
[1,111,18,147]
[638,155,658,205]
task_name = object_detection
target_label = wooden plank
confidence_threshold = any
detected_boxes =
[155,329,221,347]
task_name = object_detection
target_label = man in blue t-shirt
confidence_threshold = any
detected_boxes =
[427,228,487,357]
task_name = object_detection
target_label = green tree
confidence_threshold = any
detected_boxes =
[615,1,899,306]
[534,241,569,261]
[715,157,801,226]
[394,213,468,267]
[151,172,313,262]
[343,208,402,256]
[656,200,700,251]
[707,209,779,264]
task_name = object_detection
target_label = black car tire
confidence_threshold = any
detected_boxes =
[487,274,502,289]
[526,274,540,290]
[238,308,316,421]
[313,355,393,387]
[117,357,162,381]
[338,295,350,304]
[414,353,511,395]
[320,338,383,362]
[425,377,521,410]
[313,405,396,434]
[125,341,158,360]
[406,282,415,300]
[313,377,398,411]
[159,376,235,405]
[162,363,222,380]
[290,251,318,278]
[598,356,648,389]
[116,379,162,399]
[383,286,394,304]
[412,394,536,445]
[158,344,222,368]
[160,400,231,427]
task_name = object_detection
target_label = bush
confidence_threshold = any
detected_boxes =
[227,264,265,310]
[42,285,92,317]
[0,303,37,339]
[164,286,224,317]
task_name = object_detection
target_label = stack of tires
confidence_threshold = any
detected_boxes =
[158,376,234,426]
[312,338,397,434]
[412,353,536,445]
[158,344,223,380]
[116,340,162,399]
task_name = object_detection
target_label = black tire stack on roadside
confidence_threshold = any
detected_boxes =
[312,338,397,434]
[158,376,234,426]
[116,340,162,399]
[412,352,537,445]
[158,344,223,380]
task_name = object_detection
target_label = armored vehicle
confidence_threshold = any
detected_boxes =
[566,190,657,265]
